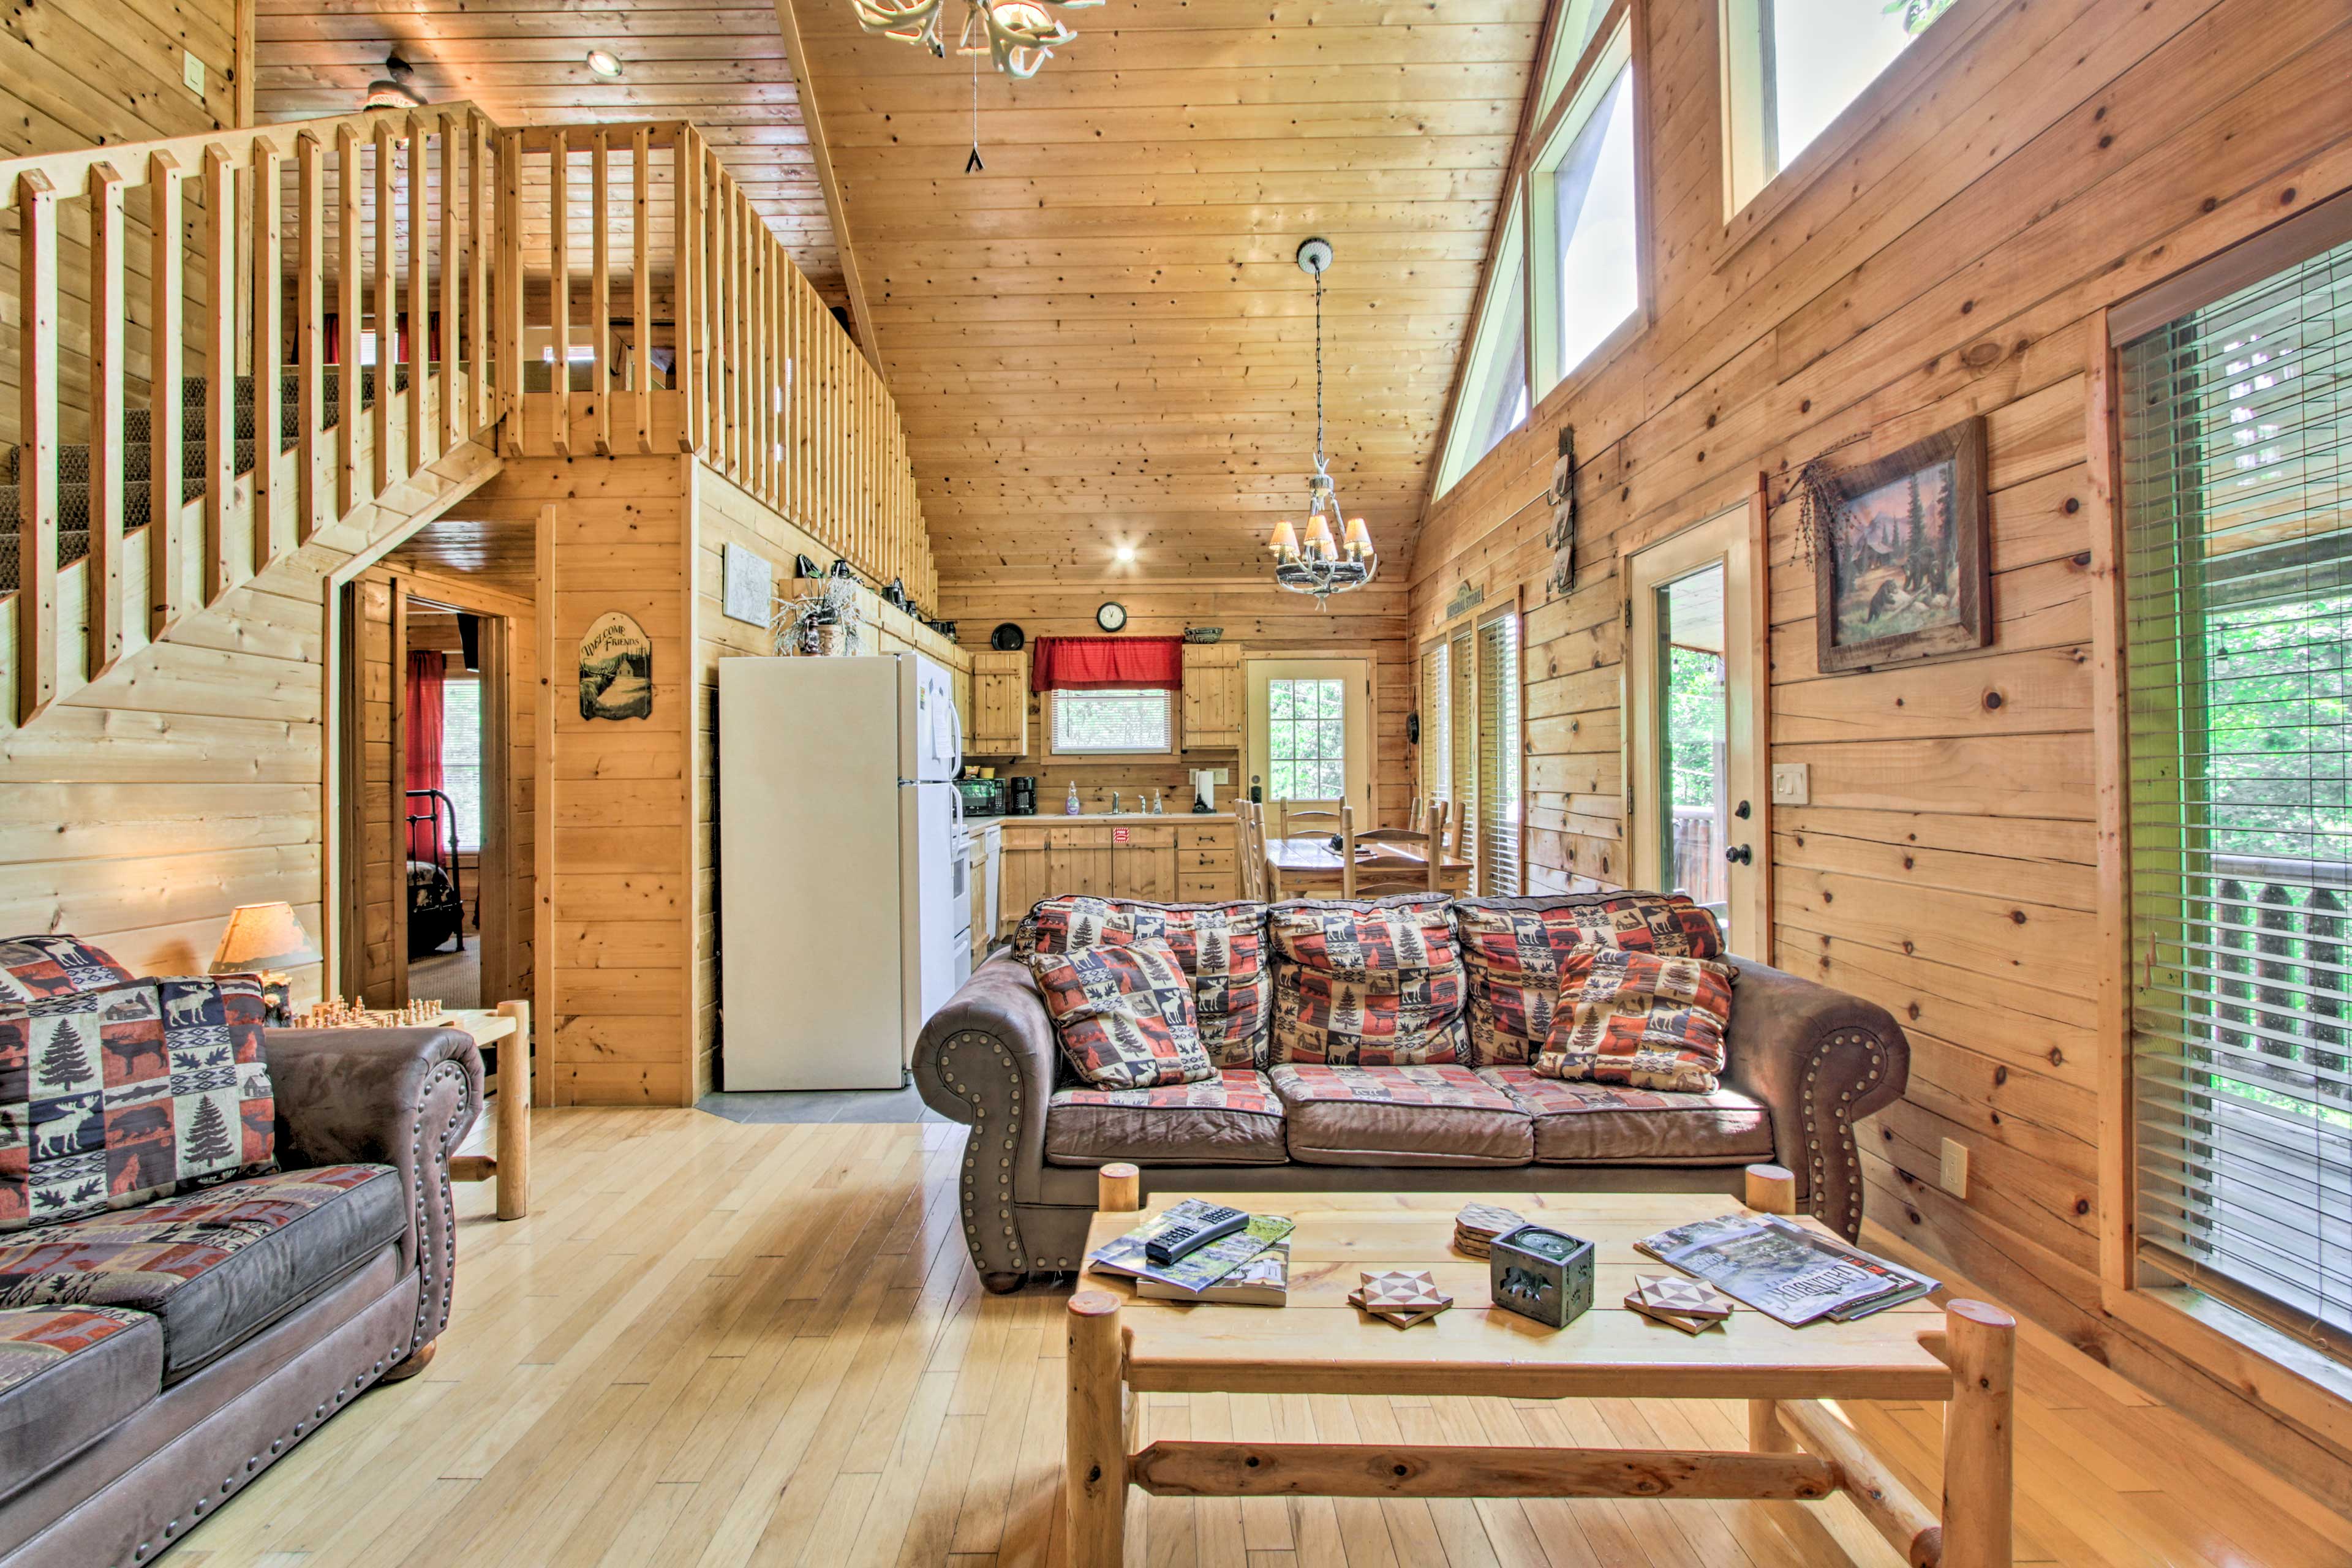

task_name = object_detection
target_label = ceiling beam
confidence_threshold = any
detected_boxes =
[772,0,883,370]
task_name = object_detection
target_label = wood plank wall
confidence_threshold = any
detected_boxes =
[1404,0,2352,1497]
[934,582,1413,823]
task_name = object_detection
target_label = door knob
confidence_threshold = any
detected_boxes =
[1724,844,1753,865]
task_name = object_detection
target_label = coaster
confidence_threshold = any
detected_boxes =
[1359,1269,1448,1311]
[1624,1297,1723,1335]
[1629,1273,1734,1321]
[1452,1202,1527,1259]
[1349,1286,1451,1329]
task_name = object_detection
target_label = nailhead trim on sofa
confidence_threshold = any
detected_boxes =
[1800,1026,1885,1237]
[937,1029,1030,1281]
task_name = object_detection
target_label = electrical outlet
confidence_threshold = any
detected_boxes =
[1771,762,1811,806]
[183,51,205,96]
[1940,1137,1970,1199]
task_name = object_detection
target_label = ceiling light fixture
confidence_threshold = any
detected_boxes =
[1270,238,1376,607]
[586,49,625,78]
[849,0,1097,81]
[1115,545,1136,564]
[364,53,428,110]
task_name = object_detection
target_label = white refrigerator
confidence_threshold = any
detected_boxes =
[718,652,967,1090]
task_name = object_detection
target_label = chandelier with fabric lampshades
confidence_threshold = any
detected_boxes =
[1269,239,1376,606]
[850,0,1097,80]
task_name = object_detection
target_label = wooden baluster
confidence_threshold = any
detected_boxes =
[633,124,653,454]
[15,171,58,722]
[750,212,767,500]
[86,162,127,680]
[770,233,785,503]
[673,126,699,454]
[203,145,236,605]
[781,266,796,524]
[500,129,524,452]
[295,132,323,542]
[590,126,610,456]
[549,129,571,458]
[708,145,724,469]
[717,180,735,477]
[403,116,428,475]
[252,138,283,576]
[737,191,753,486]
[148,151,187,635]
[468,115,489,433]
[439,110,459,454]
[372,123,396,494]
[336,126,363,510]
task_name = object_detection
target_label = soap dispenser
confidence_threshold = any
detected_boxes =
[1064,780,1080,816]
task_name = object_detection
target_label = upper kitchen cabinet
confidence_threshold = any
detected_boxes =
[1180,643,1243,750]
[967,650,1030,756]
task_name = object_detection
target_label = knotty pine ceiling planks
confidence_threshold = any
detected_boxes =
[787,0,1545,585]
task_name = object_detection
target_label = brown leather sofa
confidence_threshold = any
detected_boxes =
[914,892,1908,1292]
[0,1025,480,1568]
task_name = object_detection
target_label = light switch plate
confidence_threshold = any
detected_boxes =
[183,51,205,94]
[1940,1137,1970,1199]
[1770,762,1811,806]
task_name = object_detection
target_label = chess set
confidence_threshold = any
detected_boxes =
[289,997,451,1030]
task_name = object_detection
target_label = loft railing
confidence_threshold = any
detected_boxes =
[0,106,938,729]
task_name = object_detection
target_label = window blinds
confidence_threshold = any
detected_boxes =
[1476,611,1523,895]
[2119,234,2352,1347]
[1450,625,1478,860]
[1420,641,1450,807]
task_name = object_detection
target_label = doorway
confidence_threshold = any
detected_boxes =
[1626,503,1767,957]
[1243,657,1374,824]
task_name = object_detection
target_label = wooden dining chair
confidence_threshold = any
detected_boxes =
[1407,795,1425,833]
[1278,801,1344,840]
[1343,806,1442,899]
[1236,801,1270,902]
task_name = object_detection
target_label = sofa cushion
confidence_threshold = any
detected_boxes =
[1538,947,1735,1093]
[1270,1063,1531,1167]
[1481,1067,1774,1165]
[1027,938,1215,1091]
[0,1163,401,1379]
[1046,1067,1286,1166]
[2,975,276,1232]
[0,1304,160,1485]
[1453,893,1724,1066]
[1017,897,1272,1068]
[1268,895,1467,1067]
[0,937,135,1001]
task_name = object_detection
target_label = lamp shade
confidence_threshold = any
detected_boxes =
[1303,514,1335,557]
[1268,519,1299,558]
[211,902,322,974]
[1343,516,1371,556]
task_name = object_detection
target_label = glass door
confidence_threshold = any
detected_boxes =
[1627,506,1766,956]
[1245,657,1373,826]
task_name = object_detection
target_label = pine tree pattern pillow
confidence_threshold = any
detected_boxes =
[1,976,276,1232]
[1268,896,1467,1066]
[1536,946,1735,1093]
[1455,893,1724,1066]
[1016,896,1272,1068]
[1026,937,1215,1091]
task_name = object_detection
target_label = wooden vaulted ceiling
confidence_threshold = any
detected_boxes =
[788,0,1545,586]
[251,0,847,304]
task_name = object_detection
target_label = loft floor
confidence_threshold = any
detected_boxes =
[173,1112,2352,1567]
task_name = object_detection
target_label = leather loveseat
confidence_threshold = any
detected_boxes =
[0,937,480,1568]
[913,891,1909,1292]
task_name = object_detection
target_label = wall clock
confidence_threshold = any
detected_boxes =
[1095,601,1128,632]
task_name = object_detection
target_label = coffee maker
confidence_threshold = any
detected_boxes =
[1006,776,1038,815]
[1188,769,1218,814]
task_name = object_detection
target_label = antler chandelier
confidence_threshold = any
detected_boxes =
[1269,239,1377,606]
[850,0,1097,80]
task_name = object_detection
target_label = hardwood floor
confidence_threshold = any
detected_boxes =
[171,1110,2352,1567]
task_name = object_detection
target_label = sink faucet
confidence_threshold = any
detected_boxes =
[1110,791,1123,814]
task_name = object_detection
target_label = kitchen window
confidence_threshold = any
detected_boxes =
[1721,0,1956,214]
[1050,688,1172,755]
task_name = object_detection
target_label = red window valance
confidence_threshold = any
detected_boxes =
[1031,635,1185,693]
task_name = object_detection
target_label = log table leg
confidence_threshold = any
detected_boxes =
[1066,1289,1127,1568]
[1742,1163,1799,1460]
[1098,1162,1140,1213]
[495,998,531,1219]
[1941,1298,2016,1568]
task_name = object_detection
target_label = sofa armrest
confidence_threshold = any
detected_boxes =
[913,956,1059,1289]
[263,1026,483,1354]
[1717,960,1908,1242]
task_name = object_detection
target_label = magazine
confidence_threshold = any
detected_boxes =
[1635,1214,1937,1327]
[1136,1240,1291,1305]
[1087,1210,1297,1294]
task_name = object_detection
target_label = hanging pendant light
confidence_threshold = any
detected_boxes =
[1269,238,1376,606]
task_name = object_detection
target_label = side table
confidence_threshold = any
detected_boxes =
[439,1001,532,1219]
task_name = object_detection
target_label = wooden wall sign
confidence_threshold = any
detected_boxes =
[1547,425,1577,598]
[1812,416,1991,673]
[578,611,654,720]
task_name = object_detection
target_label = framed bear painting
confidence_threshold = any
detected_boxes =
[1812,416,1991,673]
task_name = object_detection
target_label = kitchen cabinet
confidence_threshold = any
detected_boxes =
[996,818,1241,935]
[965,823,999,967]
[967,651,1029,756]
[1181,643,1243,750]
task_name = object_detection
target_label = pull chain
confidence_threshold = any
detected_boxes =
[965,39,984,173]
[1313,264,1325,470]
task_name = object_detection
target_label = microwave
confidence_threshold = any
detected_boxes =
[954,777,1006,816]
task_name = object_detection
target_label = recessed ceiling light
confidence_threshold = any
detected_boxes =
[1115,545,1135,564]
[586,50,624,78]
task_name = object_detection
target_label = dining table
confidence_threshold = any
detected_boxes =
[1263,833,1473,895]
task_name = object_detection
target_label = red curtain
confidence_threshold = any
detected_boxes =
[404,650,446,859]
[1030,636,1184,693]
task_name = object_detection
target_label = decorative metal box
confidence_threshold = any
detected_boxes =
[1488,1224,1596,1329]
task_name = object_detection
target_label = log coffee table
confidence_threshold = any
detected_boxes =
[1066,1165,2014,1568]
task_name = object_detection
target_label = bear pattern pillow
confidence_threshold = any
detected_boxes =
[1268,895,1467,1066]
[1536,945,1734,1094]
[1455,892,1724,1066]
[1025,937,1215,1091]
[1017,896,1270,1067]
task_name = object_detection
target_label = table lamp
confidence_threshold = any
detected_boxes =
[211,902,322,1023]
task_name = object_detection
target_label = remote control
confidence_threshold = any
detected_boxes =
[1144,1202,1250,1267]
